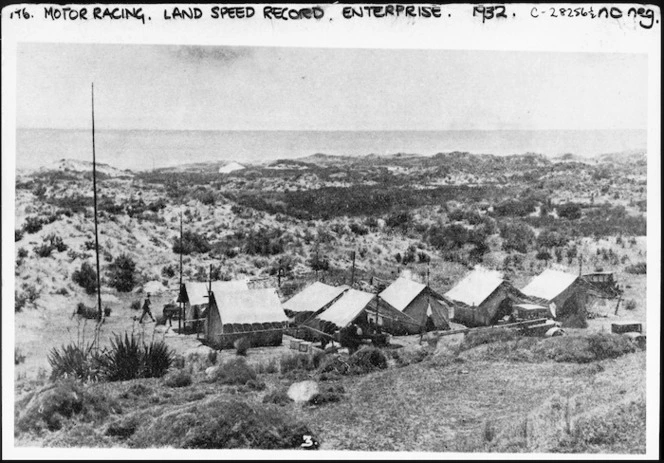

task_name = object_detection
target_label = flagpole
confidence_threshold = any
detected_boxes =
[92,83,103,321]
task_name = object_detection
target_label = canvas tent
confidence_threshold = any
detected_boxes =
[282,282,349,323]
[307,289,376,334]
[521,269,593,321]
[375,277,452,334]
[206,288,288,349]
[178,280,249,327]
[445,269,526,327]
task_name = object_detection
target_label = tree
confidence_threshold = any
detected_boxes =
[500,221,535,253]
[108,254,137,292]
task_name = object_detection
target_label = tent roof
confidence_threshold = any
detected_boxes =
[379,277,426,312]
[514,303,548,311]
[521,269,579,302]
[183,280,249,306]
[283,282,349,314]
[212,288,288,325]
[317,289,375,329]
[444,269,505,307]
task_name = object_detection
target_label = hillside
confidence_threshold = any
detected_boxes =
[13,148,649,453]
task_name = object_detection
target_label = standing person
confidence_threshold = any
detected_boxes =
[139,293,155,323]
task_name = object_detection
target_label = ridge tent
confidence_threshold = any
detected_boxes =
[205,288,288,349]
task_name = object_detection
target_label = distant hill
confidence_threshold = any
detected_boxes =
[39,158,133,178]
[594,149,647,164]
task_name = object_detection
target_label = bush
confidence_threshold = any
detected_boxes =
[16,380,116,433]
[279,353,322,374]
[318,348,388,376]
[161,264,177,278]
[97,333,174,382]
[72,262,98,295]
[624,299,637,311]
[308,391,343,406]
[34,242,55,258]
[499,221,535,253]
[209,358,257,385]
[130,300,141,311]
[625,262,646,275]
[173,231,211,255]
[129,399,313,449]
[460,327,519,351]
[234,337,250,356]
[587,333,637,361]
[107,254,136,292]
[164,369,193,388]
[15,348,26,365]
[102,333,143,381]
[48,343,105,382]
[23,216,44,234]
[262,389,293,406]
[15,229,24,242]
[142,339,174,378]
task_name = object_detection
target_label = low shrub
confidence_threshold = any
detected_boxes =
[262,389,293,406]
[624,262,646,275]
[164,369,193,388]
[280,353,319,374]
[15,348,26,365]
[459,327,519,351]
[625,299,637,311]
[349,346,388,372]
[318,347,388,376]
[128,398,313,449]
[23,216,44,234]
[106,415,141,439]
[15,380,117,433]
[15,229,24,242]
[586,333,637,361]
[208,358,257,385]
[234,337,250,356]
[130,300,141,311]
[308,391,343,406]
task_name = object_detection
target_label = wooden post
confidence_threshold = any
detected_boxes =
[178,211,183,334]
[350,250,356,287]
[91,83,103,323]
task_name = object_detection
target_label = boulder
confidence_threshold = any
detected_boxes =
[287,380,319,403]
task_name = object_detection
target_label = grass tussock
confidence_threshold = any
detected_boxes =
[262,388,293,406]
[318,347,388,376]
[459,327,519,351]
[208,358,257,385]
[128,398,313,449]
[164,369,193,388]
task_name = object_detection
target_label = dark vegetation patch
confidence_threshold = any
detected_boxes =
[128,399,313,449]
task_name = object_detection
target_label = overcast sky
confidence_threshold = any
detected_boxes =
[16,43,647,131]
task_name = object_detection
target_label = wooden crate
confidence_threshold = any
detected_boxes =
[299,341,311,353]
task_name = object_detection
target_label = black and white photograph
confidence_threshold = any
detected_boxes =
[2,3,660,459]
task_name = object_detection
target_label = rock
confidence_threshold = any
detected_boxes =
[287,380,319,403]
[205,366,220,380]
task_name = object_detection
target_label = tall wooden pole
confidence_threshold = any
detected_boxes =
[350,250,356,287]
[91,83,103,321]
[178,211,183,333]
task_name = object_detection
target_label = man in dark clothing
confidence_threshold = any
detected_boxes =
[139,293,155,323]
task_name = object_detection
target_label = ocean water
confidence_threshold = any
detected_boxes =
[16,128,647,171]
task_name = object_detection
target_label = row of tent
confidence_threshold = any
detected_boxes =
[178,268,604,349]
